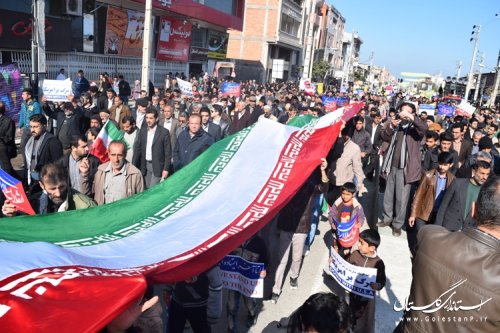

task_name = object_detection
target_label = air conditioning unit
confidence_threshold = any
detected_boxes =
[65,0,83,16]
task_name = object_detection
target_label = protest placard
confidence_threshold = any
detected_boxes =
[455,100,475,118]
[221,82,241,97]
[418,103,435,116]
[322,96,337,112]
[219,255,265,298]
[176,77,194,97]
[335,97,350,107]
[329,250,377,299]
[299,78,315,95]
[437,104,455,117]
[42,79,73,102]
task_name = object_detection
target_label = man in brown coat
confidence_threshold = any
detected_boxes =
[395,176,500,333]
[92,140,144,205]
[109,96,132,130]
[407,152,455,256]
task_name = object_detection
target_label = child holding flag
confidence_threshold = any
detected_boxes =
[328,182,366,258]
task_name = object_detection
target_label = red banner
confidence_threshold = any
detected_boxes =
[156,17,192,62]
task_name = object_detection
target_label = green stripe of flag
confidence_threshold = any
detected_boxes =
[0,128,252,244]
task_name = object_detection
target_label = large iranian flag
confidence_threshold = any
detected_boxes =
[0,103,363,332]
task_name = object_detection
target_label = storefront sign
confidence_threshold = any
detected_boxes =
[207,30,228,60]
[0,10,71,52]
[156,17,192,62]
[189,46,208,62]
[104,6,146,57]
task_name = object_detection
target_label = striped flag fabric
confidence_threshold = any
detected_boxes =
[0,103,363,332]
[92,120,124,163]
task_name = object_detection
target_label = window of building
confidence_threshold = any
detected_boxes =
[280,14,299,37]
[191,26,206,48]
[194,0,237,16]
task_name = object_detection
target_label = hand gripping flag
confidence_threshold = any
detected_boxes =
[0,169,35,215]
[0,103,364,332]
[92,120,124,163]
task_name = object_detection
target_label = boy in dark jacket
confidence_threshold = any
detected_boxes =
[346,229,386,333]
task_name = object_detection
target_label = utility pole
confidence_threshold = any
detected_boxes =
[368,51,374,88]
[456,60,462,80]
[141,0,153,92]
[465,25,480,101]
[488,49,500,108]
[473,53,484,103]
[31,0,46,97]
[302,1,315,79]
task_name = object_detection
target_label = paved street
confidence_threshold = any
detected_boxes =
[210,179,413,333]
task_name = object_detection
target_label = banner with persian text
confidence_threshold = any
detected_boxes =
[156,17,192,62]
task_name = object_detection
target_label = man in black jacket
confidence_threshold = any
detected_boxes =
[200,107,222,142]
[24,114,63,192]
[133,108,171,188]
[57,134,100,197]
[435,160,491,231]
[44,102,89,151]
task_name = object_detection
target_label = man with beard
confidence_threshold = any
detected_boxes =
[80,93,98,118]
[18,88,42,164]
[24,114,63,191]
[2,162,95,216]
[434,160,491,232]
[93,140,144,205]
[133,109,171,188]
[121,116,138,163]
[58,135,100,197]
[110,95,132,130]
[53,102,89,152]
[378,103,427,237]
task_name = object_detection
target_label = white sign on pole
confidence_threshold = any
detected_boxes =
[328,250,377,299]
[42,79,73,102]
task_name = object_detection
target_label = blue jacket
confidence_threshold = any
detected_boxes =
[19,100,42,129]
[173,128,214,171]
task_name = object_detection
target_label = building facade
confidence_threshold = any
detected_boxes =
[227,0,305,82]
[0,0,244,86]
[315,2,344,75]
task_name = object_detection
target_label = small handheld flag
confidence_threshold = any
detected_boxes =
[0,169,36,215]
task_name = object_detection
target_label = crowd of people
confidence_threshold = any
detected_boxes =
[0,70,499,333]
